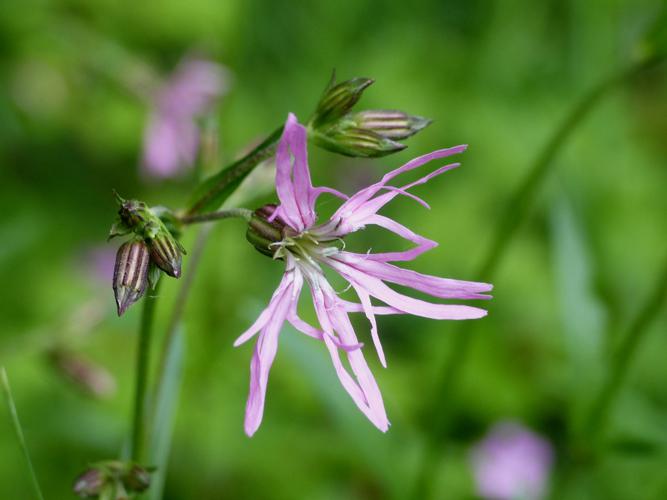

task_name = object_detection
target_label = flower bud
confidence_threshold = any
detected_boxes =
[350,110,431,140]
[148,231,183,278]
[308,75,432,157]
[122,464,152,493]
[246,204,285,257]
[310,125,406,158]
[311,75,374,129]
[113,240,150,316]
[109,192,186,283]
[48,348,117,398]
[73,468,105,497]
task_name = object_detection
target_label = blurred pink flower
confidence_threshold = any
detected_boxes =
[82,245,117,283]
[142,56,228,178]
[236,113,492,436]
[470,421,554,500]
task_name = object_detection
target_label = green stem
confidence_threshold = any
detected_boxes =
[187,126,283,215]
[1,367,45,500]
[411,54,665,499]
[179,208,253,226]
[131,281,161,463]
[584,251,667,440]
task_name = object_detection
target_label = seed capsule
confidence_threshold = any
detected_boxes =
[113,240,150,316]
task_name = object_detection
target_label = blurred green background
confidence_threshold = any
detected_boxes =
[1,0,667,498]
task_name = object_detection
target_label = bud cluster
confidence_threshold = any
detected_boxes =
[308,74,431,157]
[73,461,152,499]
[109,192,186,316]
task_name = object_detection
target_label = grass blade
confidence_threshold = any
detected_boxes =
[1,366,45,500]
[147,325,186,500]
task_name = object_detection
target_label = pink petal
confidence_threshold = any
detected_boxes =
[361,214,438,262]
[350,283,387,368]
[287,312,363,351]
[322,146,467,234]
[308,275,389,431]
[233,271,294,347]
[327,258,488,320]
[244,270,303,437]
[335,252,493,300]
[275,113,318,231]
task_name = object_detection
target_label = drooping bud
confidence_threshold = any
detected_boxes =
[109,192,186,282]
[122,464,152,493]
[73,461,154,499]
[73,468,105,497]
[308,74,432,158]
[48,348,117,398]
[113,239,150,316]
[350,110,432,140]
[148,231,183,278]
[246,204,285,257]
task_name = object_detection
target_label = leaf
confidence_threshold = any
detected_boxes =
[147,325,186,500]
[550,194,607,420]
[187,126,282,215]
[1,367,45,500]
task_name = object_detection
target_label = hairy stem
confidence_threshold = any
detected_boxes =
[1,367,44,500]
[131,281,161,463]
[187,126,283,215]
[412,54,665,499]
[179,208,253,226]
[584,251,667,440]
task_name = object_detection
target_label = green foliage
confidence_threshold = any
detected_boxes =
[0,0,666,499]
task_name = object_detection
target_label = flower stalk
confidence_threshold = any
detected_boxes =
[131,280,161,463]
[583,251,667,441]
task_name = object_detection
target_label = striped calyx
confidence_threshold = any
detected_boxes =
[147,231,183,278]
[246,204,285,257]
[113,240,150,316]
[307,75,432,158]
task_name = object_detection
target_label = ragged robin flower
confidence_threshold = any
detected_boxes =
[237,113,492,436]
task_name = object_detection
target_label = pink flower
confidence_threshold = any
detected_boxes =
[236,113,492,436]
[142,57,228,178]
[470,421,554,500]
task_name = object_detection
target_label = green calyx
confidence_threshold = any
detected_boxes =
[73,460,154,499]
[108,192,186,314]
[307,73,432,158]
[246,204,285,257]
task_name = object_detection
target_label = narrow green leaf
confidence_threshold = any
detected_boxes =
[187,126,282,215]
[1,367,45,500]
[147,325,186,500]
[550,194,607,422]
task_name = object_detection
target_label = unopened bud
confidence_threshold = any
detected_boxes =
[109,192,186,285]
[48,348,117,398]
[122,464,152,493]
[246,204,285,257]
[73,468,105,497]
[113,240,150,316]
[351,110,431,140]
[311,74,374,128]
[148,232,183,278]
[310,126,405,158]
[308,74,432,158]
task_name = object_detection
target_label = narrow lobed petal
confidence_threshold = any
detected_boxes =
[244,268,303,436]
[327,258,488,320]
[335,251,493,300]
